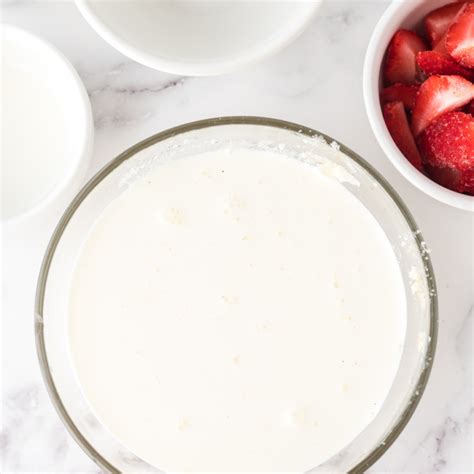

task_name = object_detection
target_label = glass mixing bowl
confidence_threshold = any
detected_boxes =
[35,117,437,473]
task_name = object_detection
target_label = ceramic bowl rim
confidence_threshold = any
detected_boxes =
[2,23,94,223]
[75,0,322,76]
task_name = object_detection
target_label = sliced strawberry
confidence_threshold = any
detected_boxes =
[419,110,474,194]
[426,164,474,194]
[383,101,423,170]
[411,75,474,136]
[384,30,428,85]
[424,2,465,46]
[381,83,420,110]
[418,111,474,171]
[416,50,474,81]
[433,32,449,54]
[446,3,474,67]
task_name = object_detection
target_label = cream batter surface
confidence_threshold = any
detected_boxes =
[69,148,406,472]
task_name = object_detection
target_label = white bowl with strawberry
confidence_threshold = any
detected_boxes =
[364,0,474,211]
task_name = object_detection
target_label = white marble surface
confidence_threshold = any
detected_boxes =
[1,0,472,472]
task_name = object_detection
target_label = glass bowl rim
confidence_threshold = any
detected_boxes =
[35,116,438,473]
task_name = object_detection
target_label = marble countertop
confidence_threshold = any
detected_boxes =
[1,0,472,472]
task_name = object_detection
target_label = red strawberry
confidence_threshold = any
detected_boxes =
[383,101,423,170]
[416,50,474,81]
[418,111,474,171]
[433,32,449,54]
[424,2,465,46]
[411,75,474,136]
[446,3,474,67]
[426,165,474,194]
[384,30,428,85]
[381,83,420,110]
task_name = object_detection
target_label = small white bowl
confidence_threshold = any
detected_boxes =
[363,0,474,212]
[1,24,94,222]
[75,0,321,76]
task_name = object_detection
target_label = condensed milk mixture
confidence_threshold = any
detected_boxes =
[69,147,406,472]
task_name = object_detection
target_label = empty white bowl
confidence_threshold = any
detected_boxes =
[1,24,94,222]
[363,0,474,212]
[76,0,321,76]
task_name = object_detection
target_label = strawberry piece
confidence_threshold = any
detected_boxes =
[433,32,449,54]
[432,3,474,54]
[384,30,428,85]
[383,101,423,170]
[417,50,474,81]
[381,83,420,110]
[426,164,474,194]
[419,110,474,194]
[446,3,474,67]
[418,111,474,171]
[411,74,474,136]
[424,2,465,46]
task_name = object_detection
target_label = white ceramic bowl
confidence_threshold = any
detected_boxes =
[363,0,474,212]
[1,24,94,222]
[75,0,321,76]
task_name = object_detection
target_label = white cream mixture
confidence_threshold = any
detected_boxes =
[69,148,406,472]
